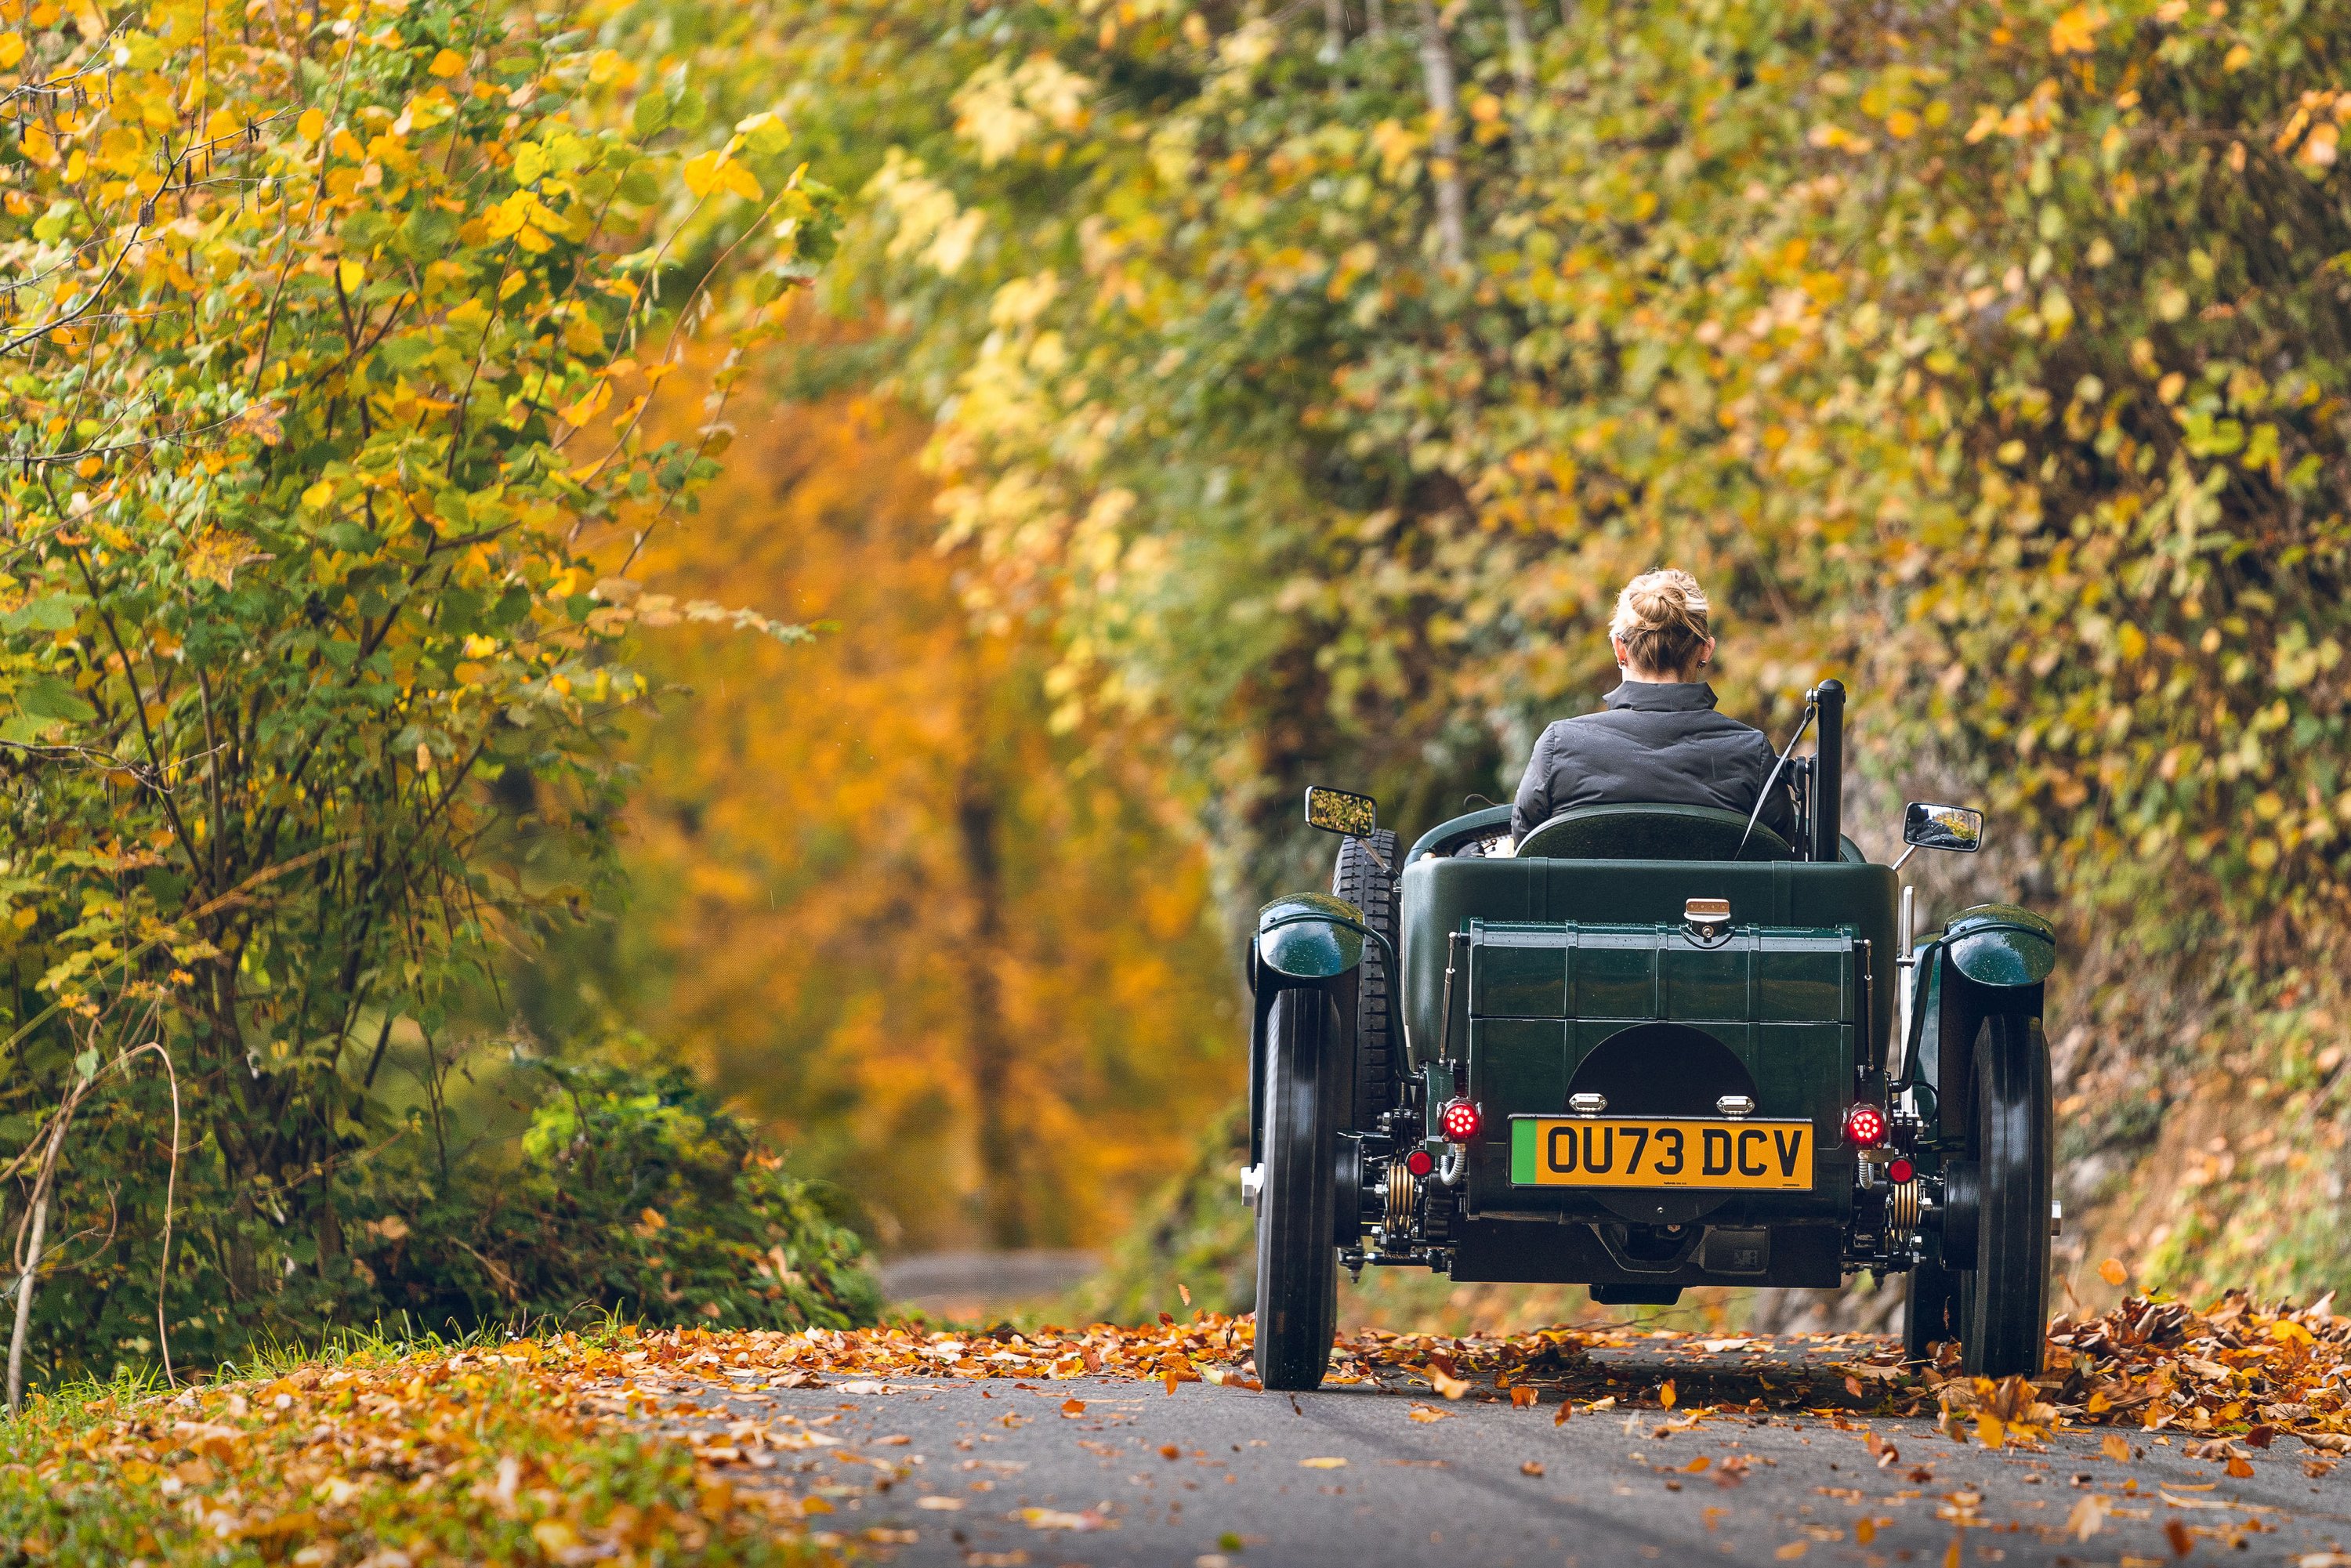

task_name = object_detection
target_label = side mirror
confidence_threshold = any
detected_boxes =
[1900,801,1984,863]
[1304,785,1378,838]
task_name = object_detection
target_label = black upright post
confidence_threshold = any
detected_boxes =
[1810,679,1845,863]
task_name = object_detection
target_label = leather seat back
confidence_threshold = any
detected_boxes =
[1516,803,1792,862]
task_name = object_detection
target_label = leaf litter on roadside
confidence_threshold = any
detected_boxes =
[13,1287,2348,1563]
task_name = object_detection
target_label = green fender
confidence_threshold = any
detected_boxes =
[1904,903,2056,1150]
[1255,893,1366,981]
[1944,903,2056,987]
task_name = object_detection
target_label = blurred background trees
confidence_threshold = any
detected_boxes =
[530,371,1237,1254]
[698,0,2351,1306]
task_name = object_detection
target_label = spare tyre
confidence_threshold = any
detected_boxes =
[1331,829,1400,1128]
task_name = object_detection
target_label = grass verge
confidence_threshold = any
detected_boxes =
[0,1327,828,1566]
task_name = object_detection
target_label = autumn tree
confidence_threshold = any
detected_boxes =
[0,0,835,1378]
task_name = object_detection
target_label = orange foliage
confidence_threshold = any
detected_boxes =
[614,380,1237,1251]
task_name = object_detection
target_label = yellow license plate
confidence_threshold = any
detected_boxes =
[1509,1117,1813,1190]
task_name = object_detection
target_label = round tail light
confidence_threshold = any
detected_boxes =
[1404,1148,1435,1177]
[1439,1099,1483,1143]
[1843,1103,1889,1148]
[1887,1156,1916,1185]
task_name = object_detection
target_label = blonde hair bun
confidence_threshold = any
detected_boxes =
[1610,568,1712,678]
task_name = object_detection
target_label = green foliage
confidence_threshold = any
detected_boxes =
[370,1062,882,1333]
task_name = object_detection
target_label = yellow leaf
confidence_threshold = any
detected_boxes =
[720,161,763,201]
[736,109,792,157]
[20,124,56,168]
[682,150,725,197]
[2049,5,2104,54]
[1775,1543,1809,1560]
[2099,1257,2129,1287]
[1509,1385,1538,1409]
[429,48,465,78]
[588,49,629,86]
[1661,1379,1677,1409]
[337,258,364,295]
[484,194,530,241]
[1299,1457,1346,1468]
[2222,42,2251,71]
[1430,1369,1470,1399]
[1976,1414,2006,1448]
[0,33,27,68]
[297,107,325,142]
[301,479,337,510]
[498,270,527,301]
[515,224,552,255]
[1407,1403,1451,1422]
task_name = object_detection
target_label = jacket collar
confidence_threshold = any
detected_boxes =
[1603,679,1719,713]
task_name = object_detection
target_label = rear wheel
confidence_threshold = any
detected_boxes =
[1331,831,1400,1128]
[1253,987,1341,1392]
[1957,1012,2052,1378]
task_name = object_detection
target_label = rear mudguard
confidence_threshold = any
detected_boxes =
[1904,903,2055,1149]
[1247,894,1367,1174]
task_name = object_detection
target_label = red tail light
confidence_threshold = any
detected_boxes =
[1404,1149,1435,1177]
[1439,1099,1483,1143]
[1843,1103,1889,1148]
[1886,1157,1916,1185]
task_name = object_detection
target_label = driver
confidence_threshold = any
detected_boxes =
[1510,568,1796,847]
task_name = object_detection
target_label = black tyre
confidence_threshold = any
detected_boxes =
[1956,1012,2053,1378]
[1904,1244,1957,1363]
[1253,987,1342,1392]
[1330,830,1400,1128]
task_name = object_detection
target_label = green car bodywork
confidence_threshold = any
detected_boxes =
[1246,692,2062,1387]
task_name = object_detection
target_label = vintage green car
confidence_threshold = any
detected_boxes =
[1244,681,2058,1390]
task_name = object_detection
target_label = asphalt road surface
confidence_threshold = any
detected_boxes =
[661,1340,2351,1567]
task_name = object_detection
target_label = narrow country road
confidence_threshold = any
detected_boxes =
[657,1337,2351,1566]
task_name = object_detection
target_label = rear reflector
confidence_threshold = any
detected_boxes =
[1404,1148,1435,1177]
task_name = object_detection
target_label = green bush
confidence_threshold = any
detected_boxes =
[370,1062,882,1334]
[9,1053,878,1389]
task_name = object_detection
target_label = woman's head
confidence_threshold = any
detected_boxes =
[1609,568,1715,681]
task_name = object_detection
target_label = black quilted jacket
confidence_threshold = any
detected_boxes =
[1509,681,1797,846]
